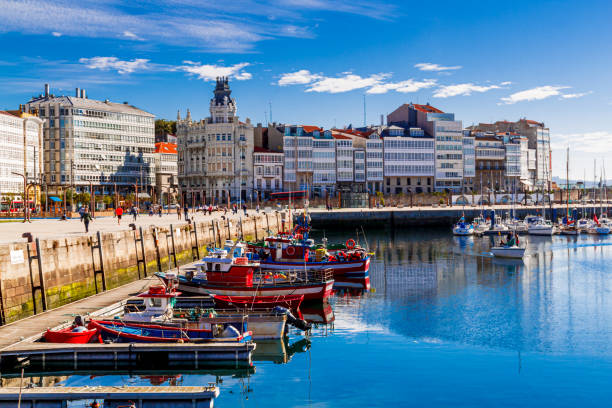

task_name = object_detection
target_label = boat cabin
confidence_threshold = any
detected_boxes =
[195,246,257,286]
[123,285,180,323]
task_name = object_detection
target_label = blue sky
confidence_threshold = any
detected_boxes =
[1,0,611,179]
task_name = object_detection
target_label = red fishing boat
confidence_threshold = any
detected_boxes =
[211,294,304,310]
[44,326,99,344]
[155,243,334,301]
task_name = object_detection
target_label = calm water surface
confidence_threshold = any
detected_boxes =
[26,228,612,406]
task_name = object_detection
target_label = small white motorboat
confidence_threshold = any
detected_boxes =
[528,221,554,236]
[491,246,526,259]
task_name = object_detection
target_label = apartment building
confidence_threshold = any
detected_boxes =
[154,142,178,205]
[468,119,551,188]
[365,135,383,193]
[462,132,475,192]
[25,84,155,195]
[177,77,254,204]
[253,147,283,197]
[0,110,43,198]
[388,103,463,192]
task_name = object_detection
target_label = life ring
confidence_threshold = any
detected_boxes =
[286,246,296,256]
[346,239,356,249]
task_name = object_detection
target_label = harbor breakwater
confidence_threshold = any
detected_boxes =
[308,204,606,228]
[0,211,288,325]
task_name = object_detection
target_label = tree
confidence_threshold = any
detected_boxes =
[155,119,177,135]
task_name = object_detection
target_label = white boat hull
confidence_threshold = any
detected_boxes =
[528,227,554,236]
[491,247,526,259]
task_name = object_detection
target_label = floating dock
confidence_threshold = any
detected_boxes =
[0,342,255,371]
[0,385,219,408]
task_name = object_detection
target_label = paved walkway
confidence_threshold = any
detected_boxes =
[0,276,155,350]
[0,209,277,244]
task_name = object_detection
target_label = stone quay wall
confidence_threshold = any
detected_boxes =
[0,211,288,325]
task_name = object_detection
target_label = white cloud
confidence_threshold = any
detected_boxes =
[500,85,570,104]
[123,30,143,41]
[51,31,62,37]
[415,63,462,72]
[551,131,612,155]
[560,91,592,99]
[433,82,506,98]
[305,73,390,94]
[178,62,252,81]
[277,70,321,86]
[367,78,437,94]
[79,56,150,74]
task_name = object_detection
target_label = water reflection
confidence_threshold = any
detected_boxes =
[317,227,612,356]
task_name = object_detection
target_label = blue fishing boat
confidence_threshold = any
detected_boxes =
[88,320,251,343]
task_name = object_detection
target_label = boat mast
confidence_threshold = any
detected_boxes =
[566,147,569,221]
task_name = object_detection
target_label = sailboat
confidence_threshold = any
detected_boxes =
[560,147,578,235]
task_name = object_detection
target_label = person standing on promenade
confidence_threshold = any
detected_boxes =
[256,204,260,213]
[158,206,162,217]
[183,205,189,221]
[115,206,123,225]
[242,203,247,216]
[177,206,181,220]
[82,208,93,233]
[79,206,85,221]
[131,206,138,222]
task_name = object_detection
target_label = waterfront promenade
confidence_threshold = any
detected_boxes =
[0,210,265,244]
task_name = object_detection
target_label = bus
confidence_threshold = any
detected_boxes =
[269,190,307,201]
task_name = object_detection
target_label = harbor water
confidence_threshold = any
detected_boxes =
[30,228,612,407]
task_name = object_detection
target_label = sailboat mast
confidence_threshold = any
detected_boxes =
[566,147,569,219]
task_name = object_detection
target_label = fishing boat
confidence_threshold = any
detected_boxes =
[121,282,307,339]
[122,284,180,323]
[253,237,370,280]
[452,216,474,236]
[88,320,252,343]
[211,294,304,311]
[44,317,99,344]
[155,246,334,301]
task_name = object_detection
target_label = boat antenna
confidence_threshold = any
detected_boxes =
[360,225,370,253]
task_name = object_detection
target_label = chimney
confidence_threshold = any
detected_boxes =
[75,88,80,98]
[44,84,49,97]
[81,89,86,99]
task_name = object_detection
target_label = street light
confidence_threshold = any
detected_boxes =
[133,183,139,209]
[11,171,28,223]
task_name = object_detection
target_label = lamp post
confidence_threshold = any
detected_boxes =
[133,183,139,209]
[11,172,27,223]
[88,180,94,218]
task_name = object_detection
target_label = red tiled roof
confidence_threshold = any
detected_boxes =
[155,142,177,154]
[412,104,444,114]
[331,132,351,140]
[525,120,541,125]
[302,125,322,133]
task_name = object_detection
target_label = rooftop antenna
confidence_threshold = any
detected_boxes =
[269,101,272,123]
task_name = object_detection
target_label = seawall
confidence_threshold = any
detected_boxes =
[307,204,606,228]
[0,211,288,325]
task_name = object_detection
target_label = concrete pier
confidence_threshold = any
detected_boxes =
[307,204,604,228]
[0,210,288,324]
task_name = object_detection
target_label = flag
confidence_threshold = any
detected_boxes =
[594,214,599,225]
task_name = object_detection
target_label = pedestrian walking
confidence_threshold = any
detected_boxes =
[158,206,162,217]
[183,205,189,221]
[177,206,181,219]
[242,203,247,216]
[82,208,93,233]
[79,206,85,222]
[131,206,138,222]
[256,204,260,213]
[115,206,123,225]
